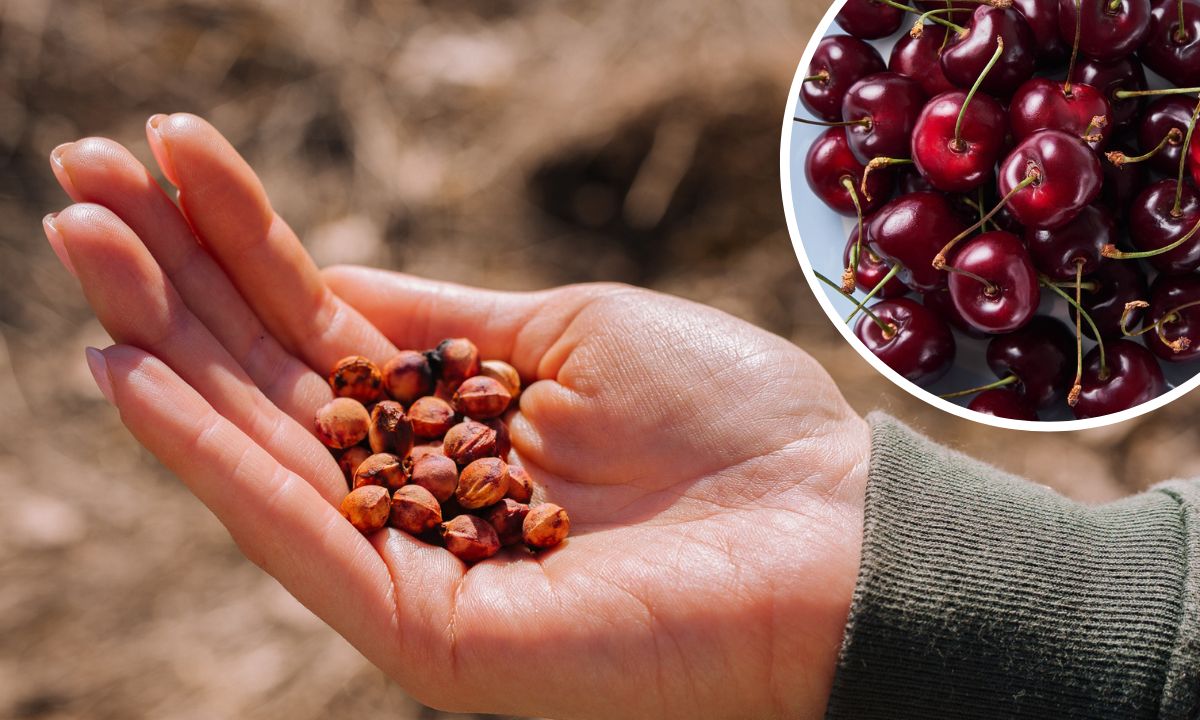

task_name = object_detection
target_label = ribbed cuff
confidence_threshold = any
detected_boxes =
[825,414,1200,720]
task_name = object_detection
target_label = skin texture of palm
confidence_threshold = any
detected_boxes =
[44,114,869,720]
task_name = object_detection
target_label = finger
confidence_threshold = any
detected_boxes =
[93,345,410,677]
[48,137,332,423]
[50,203,345,504]
[145,113,397,370]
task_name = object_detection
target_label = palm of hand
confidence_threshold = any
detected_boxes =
[46,114,867,720]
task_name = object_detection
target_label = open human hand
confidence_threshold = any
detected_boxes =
[45,114,869,719]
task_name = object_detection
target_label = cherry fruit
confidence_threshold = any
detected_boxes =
[1141,0,1200,87]
[801,35,887,122]
[868,191,969,291]
[804,128,894,215]
[998,129,1103,229]
[1072,339,1166,418]
[842,72,929,163]
[1012,0,1069,65]
[1073,260,1149,339]
[1057,0,1153,62]
[1146,273,1200,361]
[836,0,907,39]
[1076,56,1147,128]
[890,24,958,97]
[1136,96,1197,175]
[855,297,956,385]
[1026,204,1116,279]
[968,388,1040,419]
[912,90,1009,192]
[941,7,1038,99]
[987,315,1076,407]
[947,230,1041,333]
[1009,78,1114,150]
[1125,179,1200,274]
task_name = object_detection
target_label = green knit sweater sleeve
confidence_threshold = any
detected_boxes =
[825,413,1200,719]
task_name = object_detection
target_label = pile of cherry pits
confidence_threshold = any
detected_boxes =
[798,0,1200,420]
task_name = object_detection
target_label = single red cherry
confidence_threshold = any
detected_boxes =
[1136,96,1197,175]
[1072,339,1166,418]
[868,191,968,291]
[889,24,958,97]
[1076,56,1147,128]
[854,297,956,386]
[1141,0,1200,87]
[941,7,1037,99]
[1009,78,1114,150]
[841,72,928,163]
[1145,272,1200,361]
[998,129,1102,229]
[1125,179,1200,274]
[804,128,894,216]
[835,0,906,39]
[1013,0,1069,65]
[843,225,909,298]
[1025,205,1116,279]
[947,230,1041,333]
[1072,260,1149,339]
[1057,0,1153,62]
[987,315,1076,407]
[911,90,1008,192]
[968,388,1040,419]
[801,35,888,122]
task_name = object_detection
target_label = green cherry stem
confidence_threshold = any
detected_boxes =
[1106,128,1183,168]
[846,261,903,322]
[841,176,865,294]
[860,157,913,200]
[1040,275,1108,381]
[1065,0,1083,92]
[1103,212,1200,261]
[804,71,830,84]
[939,374,1019,400]
[814,270,896,336]
[877,0,968,33]
[793,116,873,128]
[1178,0,1191,43]
[1173,96,1200,216]
[953,37,1004,151]
[1114,87,1200,99]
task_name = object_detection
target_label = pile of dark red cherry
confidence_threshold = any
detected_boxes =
[798,0,1200,420]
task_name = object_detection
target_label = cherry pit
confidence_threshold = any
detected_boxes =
[798,0,1200,422]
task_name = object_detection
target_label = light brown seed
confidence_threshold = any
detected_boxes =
[505,464,534,502]
[407,453,459,502]
[452,376,512,419]
[353,453,406,492]
[442,420,498,465]
[484,499,530,546]
[390,485,443,535]
[340,485,391,533]
[329,355,384,403]
[434,337,480,388]
[456,457,510,509]
[382,350,434,404]
[523,503,570,549]
[337,446,372,487]
[478,359,521,399]
[409,396,456,438]
[441,515,500,563]
[408,442,445,462]
[369,401,415,456]
[314,398,370,449]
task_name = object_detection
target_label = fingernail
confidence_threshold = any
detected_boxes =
[85,347,115,406]
[42,213,78,277]
[49,142,80,198]
[145,114,179,186]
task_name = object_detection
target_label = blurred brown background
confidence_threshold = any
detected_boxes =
[2,0,1199,718]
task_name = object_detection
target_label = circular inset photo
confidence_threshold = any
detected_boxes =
[781,0,1200,430]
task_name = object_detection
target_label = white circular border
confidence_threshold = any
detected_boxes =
[779,0,1200,432]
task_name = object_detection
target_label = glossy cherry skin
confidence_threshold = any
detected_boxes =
[1128,179,1200,275]
[1072,340,1166,419]
[801,35,888,121]
[1141,0,1200,87]
[889,25,957,97]
[998,129,1102,230]
[1076,56,1147,129]
[855,297,956,386]
[1025,205,1116,280]
[968,388,1040,420]
[1102,138,1150,212]
[842,72,928,164]
[1146,273,1200,362]
[868,191,968,292]
[804,128,894,216]
[941,7,1038,100]
[1073,259,1148,340]
[947,230,1041,333]
[1013,0,1068,65]
[923,286,990,337]
[1192,134,1200,188]
[843,225,909,298]
[1009,78,1114,151]
[1137,96,1198,175]
[987,315,1076,408]
[1057,0,1153,62]
[835,0,906,39]
[911,90,1008,192]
